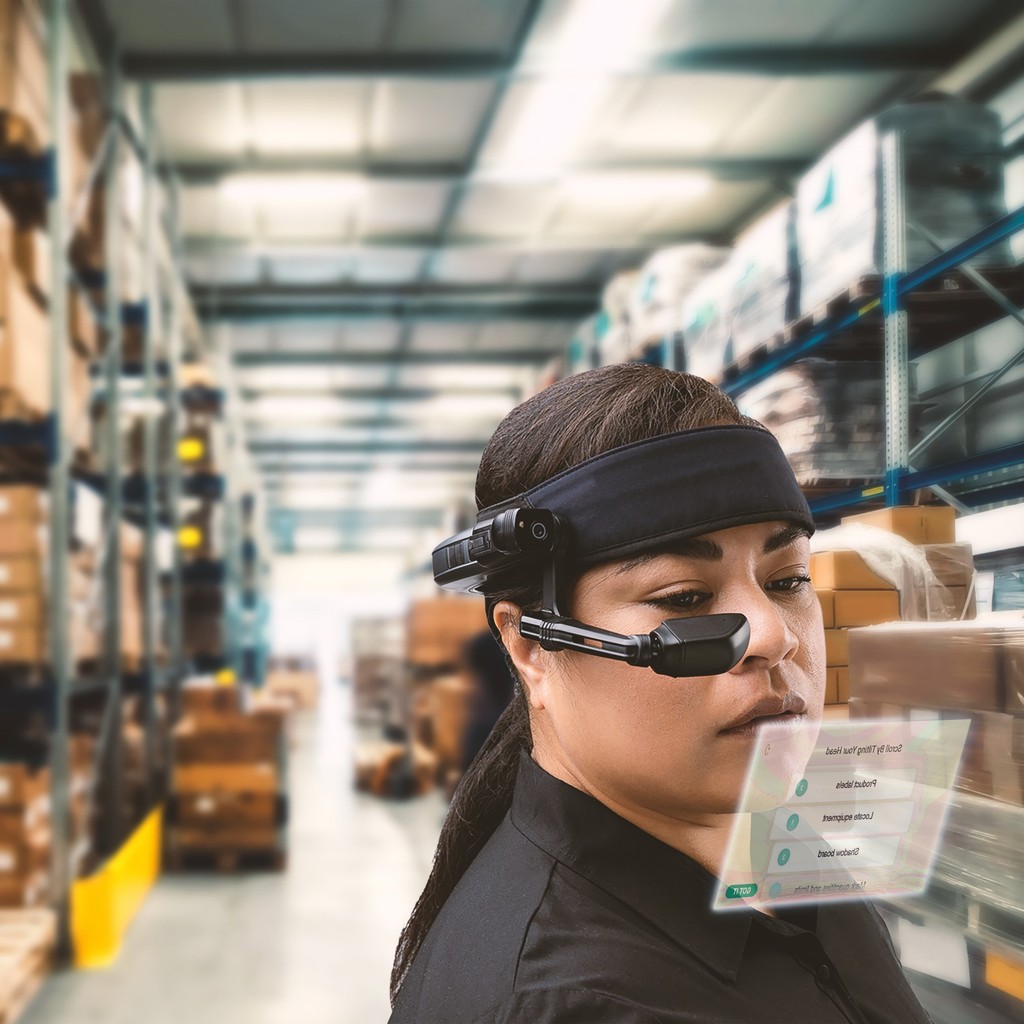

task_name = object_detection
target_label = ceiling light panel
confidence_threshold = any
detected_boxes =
[357,183,451,237]
[245,80,370,154]
[181,185,256,239]
[153,83,245,160]
[238,366,395,391]
[369,79,498,161]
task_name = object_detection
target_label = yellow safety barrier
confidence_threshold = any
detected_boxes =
[71,806,163,969]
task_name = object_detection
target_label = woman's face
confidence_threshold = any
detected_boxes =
[525,519,825,820]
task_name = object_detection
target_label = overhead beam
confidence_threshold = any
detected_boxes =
[269,508,448,527]
[249,440,486,455]
[239,386,519,401]
[184,231,721,256]
[256,460,481,474]
[124,45,955,82]
[170,154,805,185]
[198,284,595,322]
[235,349,557,367]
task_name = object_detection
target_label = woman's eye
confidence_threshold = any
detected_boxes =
[768,575,812,594]
[651,590,712,611]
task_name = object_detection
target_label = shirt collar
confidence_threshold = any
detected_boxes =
[509,750,753,981]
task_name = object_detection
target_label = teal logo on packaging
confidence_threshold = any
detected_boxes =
[814,167,835,212]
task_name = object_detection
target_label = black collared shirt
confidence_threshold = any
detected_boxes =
[390,752,931,1023]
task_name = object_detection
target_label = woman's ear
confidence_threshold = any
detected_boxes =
[492,601,549,710]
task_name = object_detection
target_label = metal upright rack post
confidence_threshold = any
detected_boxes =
[140,83,161,802]
[165,208,186,721]
[98,41,124,856]
[881,130,911,508]
[46,0,73,949]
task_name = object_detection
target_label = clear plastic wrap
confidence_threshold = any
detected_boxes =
[811,523,976,621]
[737,359,893,485]
[628,244,730,349]
[680,262,734,382]
[847,615,1024,715]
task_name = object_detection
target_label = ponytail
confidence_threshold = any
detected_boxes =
[389,685,532,1005]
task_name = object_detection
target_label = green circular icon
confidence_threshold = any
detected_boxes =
[786,813,800,832]
[777,848,791,867]
[795,779,808,797]
[769,882,783,898]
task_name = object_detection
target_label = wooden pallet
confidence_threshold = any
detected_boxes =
[165,844,287,874]
[0,910,56,1024]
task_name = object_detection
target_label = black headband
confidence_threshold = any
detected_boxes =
[479,425,814,571]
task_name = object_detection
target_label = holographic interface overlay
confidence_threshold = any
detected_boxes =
[713,717,970,911]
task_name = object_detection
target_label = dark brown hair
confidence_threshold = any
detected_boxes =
[390,364,765,1004]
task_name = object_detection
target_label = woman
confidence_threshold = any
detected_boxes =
[389,365,929,1023]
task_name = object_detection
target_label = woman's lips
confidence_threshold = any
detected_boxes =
[719,693,808,735]
[719,711,807,738]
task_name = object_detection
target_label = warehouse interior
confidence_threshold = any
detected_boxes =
[1,0,1023,1021]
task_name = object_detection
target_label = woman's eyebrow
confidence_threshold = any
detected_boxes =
[763,524,811,553]
[612,538,724,575]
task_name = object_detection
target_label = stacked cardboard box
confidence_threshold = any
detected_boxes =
[431,674,475,776]
[811,507,976,711]
[169,683,287,866]
[352,740,437,798]
[265,657,319,711]
[406,598,488,669]
[0,764,48,908]
[0,0,47,149]
[848,618,1024,806]
[0,907,57,1023]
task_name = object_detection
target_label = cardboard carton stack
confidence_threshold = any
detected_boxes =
[811,506,976,713]
[266,656,319,711]
[0,907,58,1024]
[0,0,47,150]
[351,617,404,722]
[406,598,488,670]
[0,764,48,908]
[169,683,287,868]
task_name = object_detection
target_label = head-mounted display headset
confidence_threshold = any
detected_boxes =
[432,425,815,679]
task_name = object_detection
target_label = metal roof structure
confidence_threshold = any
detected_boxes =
[79,0,1023,555]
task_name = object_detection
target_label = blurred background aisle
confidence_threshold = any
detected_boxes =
[21,679,446,1024]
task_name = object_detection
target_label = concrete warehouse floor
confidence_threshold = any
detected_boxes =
[23,682,447,1024]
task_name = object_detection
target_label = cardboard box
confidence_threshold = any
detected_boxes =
[173,715,281,765]
[0,520,44,557]
[0,828,49,876]
[824,628,849,667]
[922,543,974,587]
[0,593,41,625]
[180,683,245,720]
[833,590,900,627]
[0,870,48,908]
[0,625,43,662]
[68,286,98,357]
[173,764,277,796]
[0,764,47,811]
[0,557,42,592]
[836,667,849,703]
[810,550,894,591]
[431,674,474,768]
[0,0,48,148]
[0,485,46,521]
[816,589,834,628]
[927,585,977,622]
[407,598,489,667]
[11,226,49,303]
[848,620,1021,714]
[824,668,839,704]
[841,506,956,545]
[174,791,276,829]
[0,256,51,416]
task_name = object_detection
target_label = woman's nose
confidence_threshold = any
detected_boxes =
[726,587,798,672]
